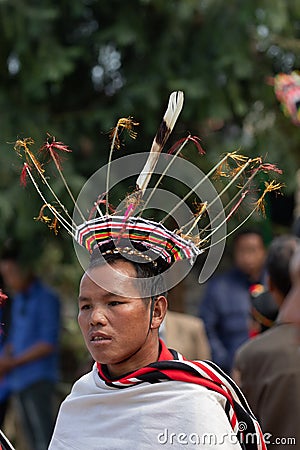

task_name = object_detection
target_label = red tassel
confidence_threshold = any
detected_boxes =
[226,191,249,222]
[168,136,205,156]
[88,195,116,220]
[20,163,30,187]
[39,134,72,169]
[260,163,283,175]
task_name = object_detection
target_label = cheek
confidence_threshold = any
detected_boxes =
[118,308,150,336]
[77,313,88,333]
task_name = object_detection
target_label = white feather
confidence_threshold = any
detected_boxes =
[136,91,184,195]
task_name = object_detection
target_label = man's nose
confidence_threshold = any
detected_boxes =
[90,306,108,326]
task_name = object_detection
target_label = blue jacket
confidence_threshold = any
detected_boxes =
[7,278,60,392]
[0,300,11,402]
[199,268,264,373]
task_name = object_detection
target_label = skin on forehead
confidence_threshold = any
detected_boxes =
[83,259,143,299]
[85,255,166,299]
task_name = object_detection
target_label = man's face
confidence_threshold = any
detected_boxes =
[0,260,27,293]
[233,233,266,279]
[78,259,160,376]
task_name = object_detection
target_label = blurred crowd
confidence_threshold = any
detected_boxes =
[1,225,300,449]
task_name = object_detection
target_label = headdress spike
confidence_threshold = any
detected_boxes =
[136,91,184,196]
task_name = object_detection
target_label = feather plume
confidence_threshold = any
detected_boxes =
[136,91,184,195]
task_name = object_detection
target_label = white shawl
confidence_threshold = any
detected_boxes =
[49,364,241,450]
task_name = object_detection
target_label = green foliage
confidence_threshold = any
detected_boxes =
[0,0,300,277]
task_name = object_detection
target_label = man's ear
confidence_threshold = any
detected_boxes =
[150,296,168,329]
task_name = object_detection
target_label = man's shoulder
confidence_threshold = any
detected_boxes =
[70,367,96,395]
[235,325,290,365]
[32,279,60,300]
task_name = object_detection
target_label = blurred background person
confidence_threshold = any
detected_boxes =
[279,239,300,325]
[199,228,267,373]
[0,278,11,428]
[160,309,211,361]
[248,284,279,337]
[233,235,300,449]
[0,240,61,450]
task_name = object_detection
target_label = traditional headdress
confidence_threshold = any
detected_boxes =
[14,91,282,286]
[270,71,300,126]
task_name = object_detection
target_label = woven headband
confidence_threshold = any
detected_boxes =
[75,216,202,267]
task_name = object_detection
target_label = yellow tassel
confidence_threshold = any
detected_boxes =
[49,217,60,235]
[109,117,139,150]
[34,204,52,224]
[255,181,284,216]
[14,138,44,175]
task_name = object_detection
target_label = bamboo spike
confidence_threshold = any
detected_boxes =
[25,166,75,235]
[198,159,261,236]
[106,122,121,215]
[184,202,208,236]
[95,203,104,218]
[194,160,254,244]
[24,149,77,227]
[106,117,139,215]
[160,152,231,225]
[200,179,283,250]
[205,158,252,213]
[137,135,191,217]
[49,148,86,222]
[200,209,257,252]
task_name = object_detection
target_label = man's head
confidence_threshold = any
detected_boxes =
[289,245,300,285]
[278,245,300,324]
[78,254,168,377]
[266,234,300,306]
[0,240,33,294]
[232,229,266,281]
[88,249,168,299]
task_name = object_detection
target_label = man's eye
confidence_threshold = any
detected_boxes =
[80,304,91,310]
[108,301,122,307]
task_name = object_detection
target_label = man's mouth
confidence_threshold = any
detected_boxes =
[91,336,111,342]
[90,333,112,342]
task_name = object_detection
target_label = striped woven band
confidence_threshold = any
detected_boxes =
[74,216,202,266]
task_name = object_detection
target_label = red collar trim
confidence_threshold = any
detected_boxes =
[97,339,174,382]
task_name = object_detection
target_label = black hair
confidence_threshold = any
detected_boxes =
[1,238,20,262]
[88,250,168,301]
[266,235,300,297]
[0,237,41,271]
[232,227,265,249]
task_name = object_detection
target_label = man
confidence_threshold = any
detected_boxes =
[199,229,267,373]
[49,248,265,449]
[233,235,300,449]
[0,244,61,450]
[13,91,269,449]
